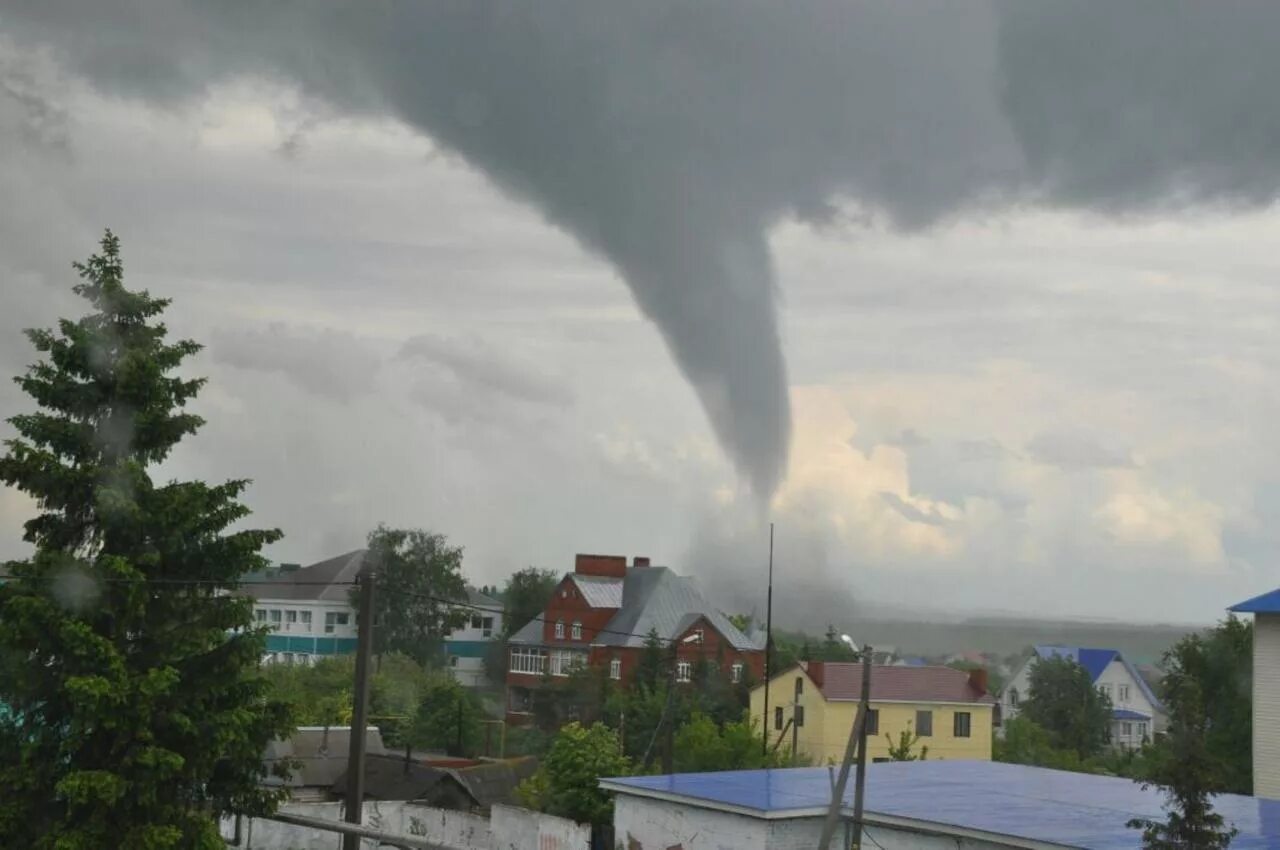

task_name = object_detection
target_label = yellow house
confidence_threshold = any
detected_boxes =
[749,661,995,764]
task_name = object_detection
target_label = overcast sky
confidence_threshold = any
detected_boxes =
[2,3,1280,625]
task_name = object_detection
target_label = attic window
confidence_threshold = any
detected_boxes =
[694,628,704,643]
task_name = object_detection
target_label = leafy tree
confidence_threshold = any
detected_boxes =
[501,567,560,637]
[354,525,467,667]
[886,727,929,761]
[409,675,485,756]
[633,628,666,693]
[993,717,1094,773]
[262,652,430,739]
[1150,618,1252,794]
[726,613,752,632]
[1021,655,1113,759]
[0,232,293,848]
[1128,678,1237,849]
[673,712,791,772]
[517,722,630,825]
[818,625,860,662]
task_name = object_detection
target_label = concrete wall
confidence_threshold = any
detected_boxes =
[615,794,1026,850]
[219,801,493,849]
[1256,613,1280,799]
[491,803,591,850]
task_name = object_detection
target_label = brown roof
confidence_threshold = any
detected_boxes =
[806,663,995,704]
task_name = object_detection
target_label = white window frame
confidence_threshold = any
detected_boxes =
[482,616,494,638]
[1118,684,1130,702]
[509,647,547,675]
[571,621,583,640]
[1099,683,1112,699]
[676,661,692,683]
[300,610,312,631]
[1122,721,1133,737]
[255,609,267,623]
[269,609,282,625]
[731,663,743,683]
[610,658,622,680]
[555,620,565,639]
[1138,722,1148,739]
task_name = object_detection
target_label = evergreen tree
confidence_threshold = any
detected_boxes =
[0,232,293,848]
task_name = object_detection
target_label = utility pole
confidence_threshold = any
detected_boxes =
[342,562,377,850]
[761,522,774,755]
[817,644,872,850]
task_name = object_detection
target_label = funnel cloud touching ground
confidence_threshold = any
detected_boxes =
[5,2,1280,499]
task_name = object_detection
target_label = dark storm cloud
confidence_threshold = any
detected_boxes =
[5,1,1280,499]
[210,324,382,402]
[399,334,573,407]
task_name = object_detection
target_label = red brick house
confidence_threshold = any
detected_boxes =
[505,554,766,721]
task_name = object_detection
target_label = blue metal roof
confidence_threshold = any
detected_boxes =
[1112,708,1150,721]
[603,762,1280,849]
[1034,645,1163,713]
[1231,588,1280,614]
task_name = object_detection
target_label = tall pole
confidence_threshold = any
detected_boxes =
[761,522,774,755]
[817,644,872,850]
[850,645,873,849]
[342,562,376,850]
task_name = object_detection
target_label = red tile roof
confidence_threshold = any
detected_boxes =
[805,662,995,704]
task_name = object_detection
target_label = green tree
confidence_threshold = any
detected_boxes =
[1128,679,1238,849]
[409,675,485,756]
[1021,655,1113,759]
[1150,618,1252,794]
[501,567,560,637]
[517,722,630,826]
[993,717,1094,773]
[0,232,293,849]
[354,526,467,667]
[886,727,929,761]
[633,629,666,693]
[673,712,791,772]
[818,625,859,661]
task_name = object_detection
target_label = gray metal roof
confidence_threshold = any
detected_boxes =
[571,574,624,608]
[245,549,366,603]
[466,588,504,610]
[507,617,544,645]
[597,567,762,650]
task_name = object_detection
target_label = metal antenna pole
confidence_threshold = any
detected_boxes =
[342,561,377,850]
[761,522,774,755]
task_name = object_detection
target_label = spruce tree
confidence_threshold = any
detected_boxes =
[0,232,293,849]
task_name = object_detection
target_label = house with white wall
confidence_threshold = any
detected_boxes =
[247,549,503,682]
[1229,588,1280,799]
[444,588,504,687]
[1000,645,1164,749]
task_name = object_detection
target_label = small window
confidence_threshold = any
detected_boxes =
[1008,688,1019,707]
[269,609,282,624]
[1119,684,1130,702]
[482,617,494,637]
[255,609,267,623]
[554,620,565,639]
[324,611,349,634]
[472,614,484,630]
[571,621,583,640]
[449,655,459,668]
[1099,684,1112,699]
[954,711,972,738]
[794,676,804,697]
[1122,721,1133,737]
[865,709,880,736]
[916,710,933,737]
[285,610,297,623]
[775,706,784,730]
[300,611,312,630]
[731,663,743,683]
[610,658,622,680]
[676,661,692,682]
[1138,722,1148,739]
[694,628,704,643]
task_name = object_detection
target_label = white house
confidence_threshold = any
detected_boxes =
[1000,645,1164,749]
[246,551,364,664]
[444,588,504,687]
[1229,588,1280,799]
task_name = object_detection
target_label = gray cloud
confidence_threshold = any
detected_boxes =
[210,324,382,402]
[399,334,572,408]
[1026,431,1134,471]
[5,1,1280,505]
[879,492,948,526]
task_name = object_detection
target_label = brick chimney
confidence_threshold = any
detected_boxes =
[804,661,825,688]
[574,554,627,578]
[967,667,990,696]
[632,556,650,567]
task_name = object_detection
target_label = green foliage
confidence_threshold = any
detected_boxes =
[0,232,294,848]
[1021,655,1113,759]
[354,526,467,667]
[886,727,928,761]
[994,717,1097,773]
[1128,677,1238,849]
[518,722,630,826]
[818,625,860,661]
[409,675,485,756]
[633,629,666,693]
[673,712,792,772]
[1148,617,1251,794]
[501,567,560,637]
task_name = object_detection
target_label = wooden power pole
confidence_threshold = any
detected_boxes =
[817,644,872,850]
[342,561,377,850]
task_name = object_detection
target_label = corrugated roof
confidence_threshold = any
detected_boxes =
[809,663,994,704]
[602,761,1280,846]
[466,588,503,610]
[1231,587,1280,613]
[594,567,761,651]
[246,549,366,603]
[571,574,624,608]
[1113,708,1151,721]
[506,616,543,645]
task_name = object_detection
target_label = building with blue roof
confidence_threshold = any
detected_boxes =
[1230,588,1280,799]
[602,761,1280,850]
[999,645,1164,749]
